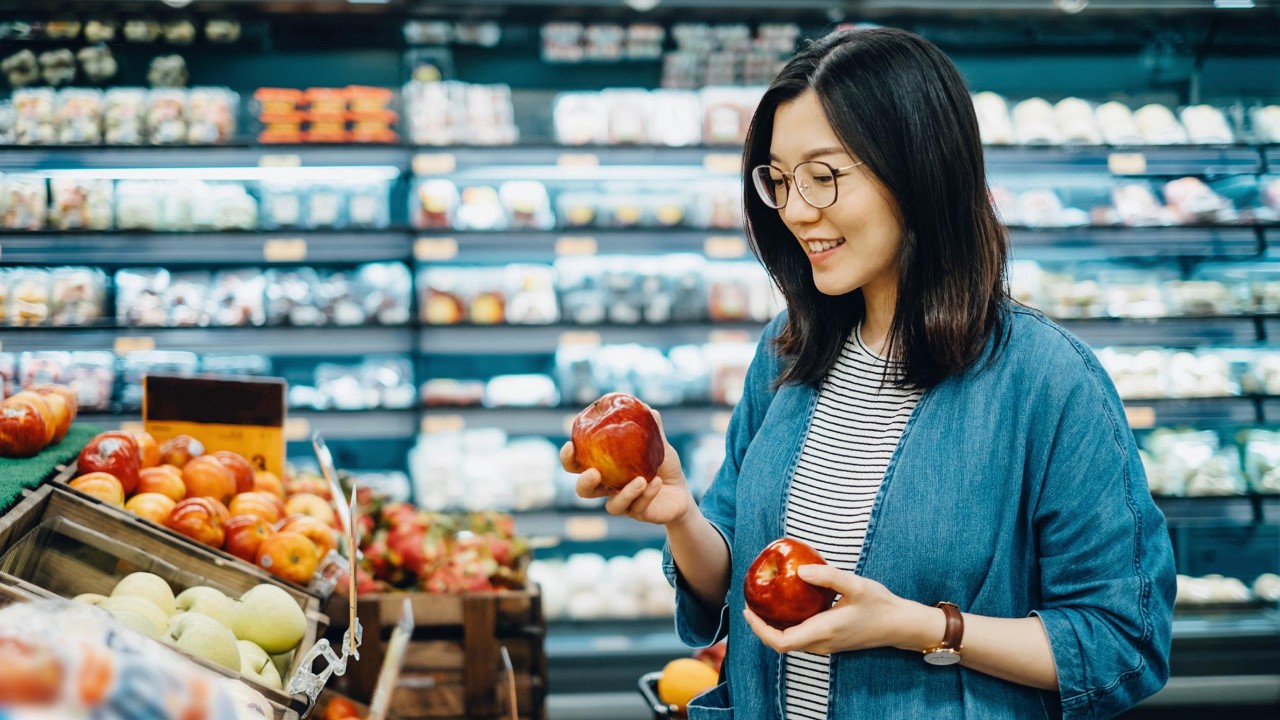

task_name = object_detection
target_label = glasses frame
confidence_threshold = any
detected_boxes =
[751,160,865,210]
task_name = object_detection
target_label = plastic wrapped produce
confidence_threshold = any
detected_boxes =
[206,269,266,326]
[1163,177,1234,224]
[1242,353,1280,396]
[648,89,703,146]
[1252,105,1280,143]
[0,269,8,323]
[1186,447,1247,496]
[361,356,417,408]
[210,182,258,230]
[50,178,113,230]
[104,87,146,144]
[17,351,71,388]
[12,88,56,145]
[1012,98,1059,145]
[1054,97,1102,145]
[1095,101,1143,146]
[50,266,106,326]
[114,179,162,230]
[411,178,458,229]
[602,89,649,145]
[56,88,103,144]
[483,374,560,408]
[1097,268,1172,318]
[306,183,346,230]
[422,378,486,407]
[1166,279,1233,316]
[1169,350,1236,398]
[706,341,755,405]
[1113,182,1176,226]
[1016,189,1069,228]
[313,269,365,326]
[556,192,598,228]
[972,92,1015,145]
[700,86,759,145]
[146,89,186,145]
[347,180,390,229]
[455,186,507,231]
[503,264,559,324]
[7,268,52,326]
[419,267,468,325]
[553,92,607,145]
[698,180,744,229]
[186,87,237,144]
[1253,573,1280,602]
[1144,429,1219,496]
[115,268,170,326]
[1,174,48,230]
[1096,348,1168,399]
[1180,105,1234,145]
[555,344,602,407]
[164,272,211,327]
[356,261,412,325]
[1135,104,1188,145]
[1242,430,1280,494]
[500,181,555,230]
[259,181,305,229]
[64,351,115,410]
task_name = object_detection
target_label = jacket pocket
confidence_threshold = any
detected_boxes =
[687,681,733,720]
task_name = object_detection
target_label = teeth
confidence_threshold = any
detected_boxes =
[807,239,845,254]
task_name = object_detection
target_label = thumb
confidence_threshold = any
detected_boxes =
[797,564,858,594]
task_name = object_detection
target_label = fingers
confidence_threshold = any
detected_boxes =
[574,468,610,500]
[604,477,651,516]
[560,441,583,473]
[625,477,663,518]
[797,564,860,597]
[742,607,830,655]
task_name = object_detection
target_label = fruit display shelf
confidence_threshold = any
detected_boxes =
[76,408,421,442]
[0,324,416,355]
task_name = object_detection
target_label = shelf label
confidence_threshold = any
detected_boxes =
[557,153,599,168]
[263,238,308,262]
[284,417,311,441]
[258,153,302,168]
[708,329,753,344]
[413,153,457,175]
[119,421,145,435]
[555,236,598,256]
[421,414,465,434]
[559,330,602,346]
[414,237,458,261]
[1108,152,1147,175]
[1125,406,1156,429]
[704,235,747,259]
[703,153,741,174]
[114,336,156,355]
[564,516,609,541]
[710,411,733,434]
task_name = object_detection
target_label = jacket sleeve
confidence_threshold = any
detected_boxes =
[1031,345,1177,720]
[662,312,786,648]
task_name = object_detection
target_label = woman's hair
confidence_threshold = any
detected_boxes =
[743,27,1008,390]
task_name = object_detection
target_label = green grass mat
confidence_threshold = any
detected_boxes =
[0,423,102,514]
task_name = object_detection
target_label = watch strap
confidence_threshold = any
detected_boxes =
[935,601,963,651]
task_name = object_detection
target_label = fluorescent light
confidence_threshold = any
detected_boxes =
[35,165,402,182]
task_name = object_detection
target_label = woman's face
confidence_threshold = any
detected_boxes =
[768,89,903,298]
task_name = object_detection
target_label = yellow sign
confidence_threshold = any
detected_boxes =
[144,375,287,476]
[145,420,285,475]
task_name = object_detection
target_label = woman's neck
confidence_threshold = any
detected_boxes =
[860,279,897,355]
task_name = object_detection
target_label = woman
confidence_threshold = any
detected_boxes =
[562,27,1175,719]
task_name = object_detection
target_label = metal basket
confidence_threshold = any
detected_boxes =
[637,671,684,720]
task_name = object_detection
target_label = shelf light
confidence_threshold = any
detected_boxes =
[36,165,402,182]
[450,165,727,182]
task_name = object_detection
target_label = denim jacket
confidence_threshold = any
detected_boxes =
[663,305,1176,720]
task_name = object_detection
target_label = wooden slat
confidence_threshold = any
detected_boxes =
[401,638,538,673]
[390,673,539,719]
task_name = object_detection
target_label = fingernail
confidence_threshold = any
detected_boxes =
[797,566,815,581]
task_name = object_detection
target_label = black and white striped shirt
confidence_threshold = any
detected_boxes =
[783,326,922,720]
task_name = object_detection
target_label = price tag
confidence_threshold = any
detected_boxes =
[557,153,600,168]
[284,417,311,441]
[263,238,308,262]
[708,329,753,344]
[704,236,747,258]
[258,153,302,168]
[703,153,741,174]
[1108,153,1148,175]
[564,516,609,541]
[711,411,733,434]
[412,153,457,175]
[119,421,145,435]
[555,236,598,256]
[414,237,459,261]
[559,330,602,346]
[114,336,156,355]
[421,414,465,434]
[1125,406,1156,429]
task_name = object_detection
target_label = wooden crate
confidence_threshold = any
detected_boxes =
[0,484,326,719]
[340,590,547,720]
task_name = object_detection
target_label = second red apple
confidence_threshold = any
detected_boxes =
[743,538,838,630]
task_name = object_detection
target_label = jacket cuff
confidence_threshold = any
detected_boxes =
[663,520,732,648]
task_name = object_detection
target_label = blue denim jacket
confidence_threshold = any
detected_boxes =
[663,305,1176,720]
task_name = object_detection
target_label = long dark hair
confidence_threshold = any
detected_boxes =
[744,27,1008,390]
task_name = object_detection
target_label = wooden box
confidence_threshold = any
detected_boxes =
[0,484,327,719]
[340,590,547,720]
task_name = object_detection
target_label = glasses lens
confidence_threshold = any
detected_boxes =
[752,166,787,209]
[794,162,838,209]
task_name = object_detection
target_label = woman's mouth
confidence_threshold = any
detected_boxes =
[805,238,846,255]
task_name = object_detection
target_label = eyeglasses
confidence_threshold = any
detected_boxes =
[750,160,864,210]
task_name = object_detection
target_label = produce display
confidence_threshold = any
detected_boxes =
[529,549,674,621]
[2,87,238,146]
[254,86,397,144]
[403,79,518,146]
[68,431,341,587]
[0,383,78,457]
[71,572,308,690]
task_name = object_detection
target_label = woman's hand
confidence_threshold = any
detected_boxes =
[560,409,692,527]
[742,564,936,655]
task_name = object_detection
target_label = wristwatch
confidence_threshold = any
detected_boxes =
[922,601,963,666]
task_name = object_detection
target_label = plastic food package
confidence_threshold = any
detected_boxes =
[1166,279,1233,316]
[306,183,346,230]
[114,180,162,230]
[422,378,486,407]
[1095,102,1144,146]
[553,92,608,146]
[1012,98,1059,145]
[700,86,759,145]
[164,272,212,327]
[972,92,1015,145]
[404,81,517,146]
[1143,429,1217,496]
[1113,182,1176,227]
[1242,353,1280,396]
[259,181,305,229]
[186,87,237,144]
[206,269,266,327]
[312,269,364,326]
[418,267,467,325]
[648,90,703,146]
[706,341,755,406]
[411,179,459,229]
[1135,104,1188,145]
[555,257,607,325]
[347,181,390,229]
[1163,177,1234,224]
[7,268,52,326]
[50,266,106,326]
[65,351,116,410]
[145,89,186,145]
[483,374,560,408]
[56,88,103,144]
[500,181,555,230]
[104,87,146,144]
[208,182,258,230]
[0,269,8,323]
[1252,105,1280,143]
[1180,105,1234,145]
[49,177,113,230]
[1242,430,1280,494]
[602,89,649,145]
[1,174,48,229]
[200,353,271,376]
[698,180,744,229]
[1016,189,1068,228]
[1096,348,1168,399]
[1054,98,1102,145]
[17,350,71,388]
[12,88,56,145]
[503,264,559,324]
[455,186,507,231]
[115,268,171,326]
[555,192,598,228]
[356,262,412,325]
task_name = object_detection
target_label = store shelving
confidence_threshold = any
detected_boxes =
[419,321,765,354]
[0,145,410,172]
[425,404,734,437]
[0,230,414,266]
[77,407,421,440]
[0,325,416,355]
[1007,226,1265,259]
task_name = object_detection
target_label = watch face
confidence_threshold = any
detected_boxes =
[924,650,961,666]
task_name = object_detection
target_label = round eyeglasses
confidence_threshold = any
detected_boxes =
[750,160,864,210]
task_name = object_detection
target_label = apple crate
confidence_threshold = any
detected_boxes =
[49,462,339,605]
[340,589,548,720]
[0,483,329,720]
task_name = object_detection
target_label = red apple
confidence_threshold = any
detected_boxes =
[696,641,728,674]
[181,456,236,506]
[136,466,186,502]
[77,431,141,495]
[212,451,255,494]
[285,493,336,527]
[285,476,332,501]
[27,385,74,444]
[278,514,337,562]
[165,497,226,548]
[133,432,160,468]
[256,531,320,585]
[159,434,204,468]
[125,492,177,525]
[571,392,664,490]
[252,470,285,498]
[69,472,125,507]
[6,391,54,445]
[229,492,286,524]
[223,515,274,563]
[0,396,50,458]
[743,538,837,630]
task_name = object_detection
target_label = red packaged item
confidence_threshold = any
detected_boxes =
[254,87,303,116]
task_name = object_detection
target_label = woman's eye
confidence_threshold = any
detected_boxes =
[812,175,835,185]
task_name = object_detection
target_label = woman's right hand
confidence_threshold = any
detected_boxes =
[560,409,691,527]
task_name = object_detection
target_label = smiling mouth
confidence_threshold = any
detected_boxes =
[805,238,846,254]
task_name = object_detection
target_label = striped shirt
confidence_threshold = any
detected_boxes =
[783,326,922,720]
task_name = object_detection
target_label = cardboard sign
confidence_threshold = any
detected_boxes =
[143,375,288,476]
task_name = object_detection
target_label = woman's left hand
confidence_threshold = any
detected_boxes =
[742,564,924,655]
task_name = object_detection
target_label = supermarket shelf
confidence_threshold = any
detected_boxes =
[422,405,733,436]
[1263,399,1280,425]
[415,230,751,261]
[1059,316,1264,347]
[0,325,416,355]
[1264,319,1280,343]
[0,145,409,172]
[516,510,666,543]
[419,322,766,354]
[983,145,1263,175]
[1154,495,1275,525]
[1123,397,1262,427]
[77,408,420,440]
[1008,226,1263,258]
[1266,147,1280,173]
[0,231,413,266]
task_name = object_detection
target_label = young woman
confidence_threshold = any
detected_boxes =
[562,27,1175,720]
